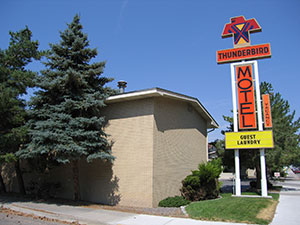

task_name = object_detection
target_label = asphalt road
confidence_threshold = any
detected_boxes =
[220,178,251,193]
[0,209,70,225]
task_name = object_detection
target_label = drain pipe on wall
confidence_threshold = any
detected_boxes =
[207,128,215,161]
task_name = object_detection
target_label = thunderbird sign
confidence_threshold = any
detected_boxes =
[217,16,271,64]
[222,16,261,47]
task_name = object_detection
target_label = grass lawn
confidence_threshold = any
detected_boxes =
[185,193,279,224]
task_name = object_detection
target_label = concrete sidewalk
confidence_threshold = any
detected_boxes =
[271,170,300,225]
[0,196,248,225]
[1,171,300,225]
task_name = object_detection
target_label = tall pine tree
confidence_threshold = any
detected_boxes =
[0,27,42,194]
[260,82,300,172]
[17,15,115,200]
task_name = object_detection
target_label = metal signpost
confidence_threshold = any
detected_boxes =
[217,16,274,197]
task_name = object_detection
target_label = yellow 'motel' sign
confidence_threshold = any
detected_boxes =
[225,130,274,149]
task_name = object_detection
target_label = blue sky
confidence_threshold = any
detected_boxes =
[1,0,299,141]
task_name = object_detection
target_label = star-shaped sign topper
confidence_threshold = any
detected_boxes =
[222,16,261,48]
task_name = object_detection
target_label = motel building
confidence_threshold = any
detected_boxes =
[4,83,218,208]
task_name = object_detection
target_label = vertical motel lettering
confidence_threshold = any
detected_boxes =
[236,65,257,129]
[262,94,272,128]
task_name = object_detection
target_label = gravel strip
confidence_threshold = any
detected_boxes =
[83,204,186,217]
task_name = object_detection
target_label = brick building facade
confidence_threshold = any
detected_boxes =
[5,88,218,207]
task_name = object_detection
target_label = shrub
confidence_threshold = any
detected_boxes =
[158,196,190,207]
[180,159,222,201]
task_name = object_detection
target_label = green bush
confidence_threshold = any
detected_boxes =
[180,159,222,201]
[158,196,190,207]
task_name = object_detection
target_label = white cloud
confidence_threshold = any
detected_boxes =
[115,0,129,34]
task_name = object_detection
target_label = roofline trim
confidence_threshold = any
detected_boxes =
[106,88,219,128]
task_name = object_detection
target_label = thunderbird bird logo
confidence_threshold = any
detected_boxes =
[222,16,261,47]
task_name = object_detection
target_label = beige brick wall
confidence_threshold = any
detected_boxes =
[78,159,120,205]
[152,97,207,206]
[101,98,155,207]
[79,97,207,207]
[1,163,19,193]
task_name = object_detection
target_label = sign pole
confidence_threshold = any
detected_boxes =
[260,149,268,197]
[253,61,268,197]
[234,150,241,195]
[253,61,263,131]
[230,63,241,196]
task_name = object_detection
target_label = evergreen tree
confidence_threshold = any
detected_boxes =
[260,82,300,172]
[17,15,115,200]
[0,27,42,193]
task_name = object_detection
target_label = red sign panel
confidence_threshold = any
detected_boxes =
[222,16,261,47]
[217,43,271,64]
[262,94,272,128]
[236,65,257,129]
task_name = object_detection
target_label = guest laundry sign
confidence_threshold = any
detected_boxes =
[225,130,274,149]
